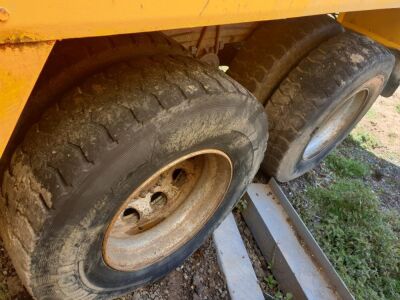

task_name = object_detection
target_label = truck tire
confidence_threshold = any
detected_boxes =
[228,15,343,105]
[1,32,188,182]
[264,31,394,182]
[381,49,400,97]
[0,56,267,299]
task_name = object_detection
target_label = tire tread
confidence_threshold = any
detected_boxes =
[228,15,343,104]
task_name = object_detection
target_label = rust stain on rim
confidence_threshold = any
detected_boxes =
[103,149,233,271]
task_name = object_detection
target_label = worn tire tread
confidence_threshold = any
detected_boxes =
[0,32,189,185]
[228,15,343,104]
[264,31,394,177]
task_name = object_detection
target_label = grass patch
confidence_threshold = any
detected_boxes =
[303,180,400,299]
[351,131,380,150]
[325,153,369,178]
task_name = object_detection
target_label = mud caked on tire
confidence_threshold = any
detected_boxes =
[265,31,394,181]
[0,56,267,299]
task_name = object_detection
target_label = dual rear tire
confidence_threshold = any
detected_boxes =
[229,16,394,181]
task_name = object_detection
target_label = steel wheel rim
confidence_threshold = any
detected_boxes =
[103,149,232,271]
[302,89,369,160]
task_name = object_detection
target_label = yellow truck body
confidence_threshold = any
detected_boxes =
[1,0,400,157]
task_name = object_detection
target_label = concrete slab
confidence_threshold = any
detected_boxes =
[213,213,264,300]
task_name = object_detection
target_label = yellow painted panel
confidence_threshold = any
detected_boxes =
[1,0,400,44]
[0,41,54,157]
[339,9,400,49]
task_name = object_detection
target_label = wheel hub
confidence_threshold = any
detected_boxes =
[103,149,232,271]
[302,89,369,160]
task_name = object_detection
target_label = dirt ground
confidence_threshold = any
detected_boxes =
[352,90,400,166]
[0,91,398,299]
[117,238,228,300]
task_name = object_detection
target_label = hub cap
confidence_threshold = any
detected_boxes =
[103,150,232,271]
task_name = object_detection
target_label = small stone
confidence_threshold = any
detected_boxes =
[193,293,201,300]
[193,274,202,286]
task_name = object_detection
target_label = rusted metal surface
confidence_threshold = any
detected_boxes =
[0,41,54,158]
[1,1,400,44]
[103,149,232,271]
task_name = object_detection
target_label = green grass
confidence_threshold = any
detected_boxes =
[350,131,380,150]
[263,275,293,300]
[325,153,369,178]
[301,180,400,299]
[264,274,278,289]
[396,103,400,114]
[235,197,248,212]
[365,108,378,119]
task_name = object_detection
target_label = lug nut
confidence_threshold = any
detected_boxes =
[150,192,167,206]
